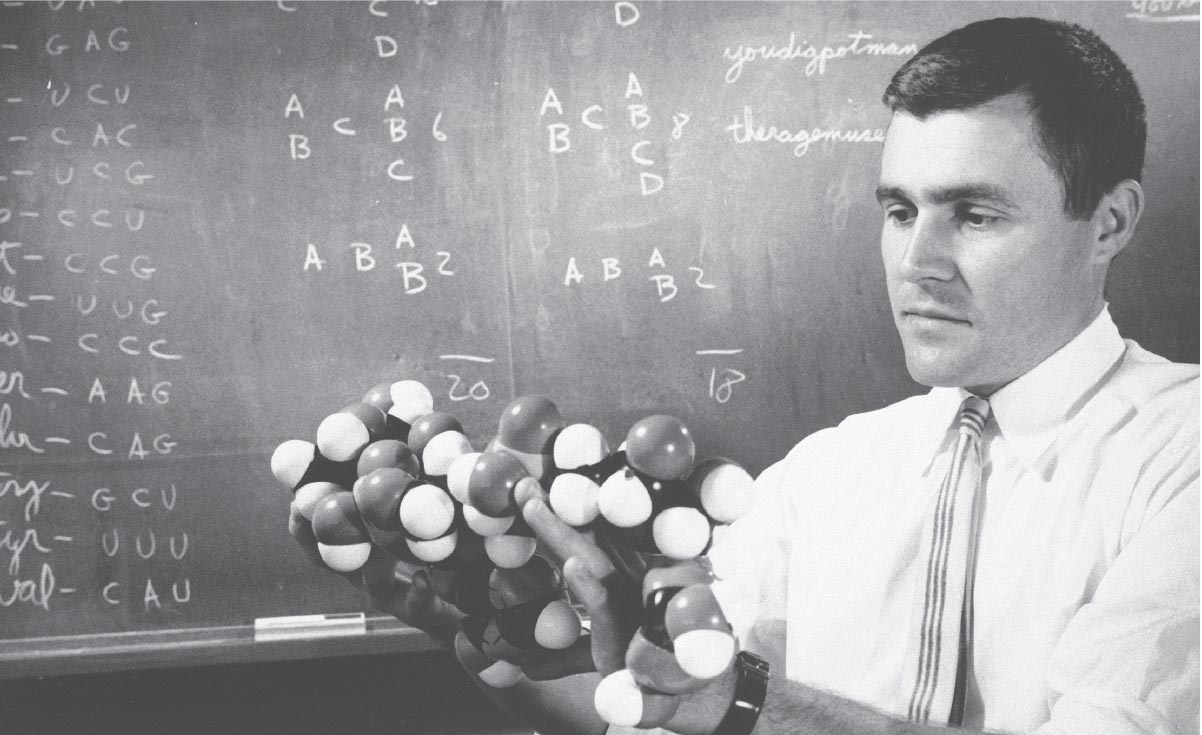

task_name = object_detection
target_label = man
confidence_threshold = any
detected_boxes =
[293,16,1198,735]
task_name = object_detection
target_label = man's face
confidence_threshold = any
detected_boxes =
[876,94,1103,395]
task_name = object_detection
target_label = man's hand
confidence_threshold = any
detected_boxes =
[522,493,739,733]
[288,501,465,646]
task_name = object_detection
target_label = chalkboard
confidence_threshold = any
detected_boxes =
[0,0,1196,677]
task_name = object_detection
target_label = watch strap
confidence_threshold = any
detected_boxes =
[712,651,769,735]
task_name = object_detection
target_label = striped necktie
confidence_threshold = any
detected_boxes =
[900,395,991,725]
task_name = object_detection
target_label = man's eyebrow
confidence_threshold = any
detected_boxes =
[874,185,907,204]
[874,183,1020,209]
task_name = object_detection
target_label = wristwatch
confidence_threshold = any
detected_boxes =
[713,651,770,735]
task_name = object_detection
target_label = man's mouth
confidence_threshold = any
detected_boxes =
[901,307,971,325]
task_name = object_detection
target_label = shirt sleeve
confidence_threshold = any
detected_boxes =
[1034,432,1200,735]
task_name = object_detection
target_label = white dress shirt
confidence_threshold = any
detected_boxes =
[704,307,1199,734]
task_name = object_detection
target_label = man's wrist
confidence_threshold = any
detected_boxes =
[711,651,770,735]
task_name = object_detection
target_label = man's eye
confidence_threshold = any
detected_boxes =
[885,207,914,224]
[960,210,1001,228]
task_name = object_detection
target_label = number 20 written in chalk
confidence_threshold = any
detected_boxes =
[447,374,490,402]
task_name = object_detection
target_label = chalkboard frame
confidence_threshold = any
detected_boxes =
[0,617,432,679]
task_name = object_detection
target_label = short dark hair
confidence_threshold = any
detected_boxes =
[882,17,1146,220]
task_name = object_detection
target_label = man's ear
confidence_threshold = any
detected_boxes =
[1092,179,1144,264]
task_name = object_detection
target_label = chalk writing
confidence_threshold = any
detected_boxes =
[538,72,687,196]
[448,374,491,401]
[0,473,52,522]
[615,1,639,27]
[1127,0,1200,20]
[86,431,178,459]
[0,522,52,575]
[99,578,192,609]
[709,368,747,404]
[696,350,748,404]
[74,296,167,324]
[45,27,131,55]
[723,31,918,84]
[440,355,497,403]
[0,370,33,399]
[75,334,184,360]
[86,377,172,405]
[0,402,44,453]
[0,562,54,611]
[63,252,156,278]
[9,24,189,628]
[91,485,178,512]
[726,106,885,157]
[141,578,191,611]
[56,208,146,230]
[560,247,719,303]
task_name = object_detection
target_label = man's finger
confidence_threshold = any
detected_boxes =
[563,555,610,610]
[455,630,525,689]
[564,556,628,676]
[361,545,401,602]
[361,550,441,623]
[513,475,547,507]
[523,498,614,579]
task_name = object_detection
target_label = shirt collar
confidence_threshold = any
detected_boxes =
[917,306,1126,477]
[980,305,1126,475]
[916,386,970,474]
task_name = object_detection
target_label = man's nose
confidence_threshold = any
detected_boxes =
[897,214,956,282]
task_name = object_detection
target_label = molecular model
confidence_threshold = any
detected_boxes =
[271,381,756,721]
[271,381,582,680]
